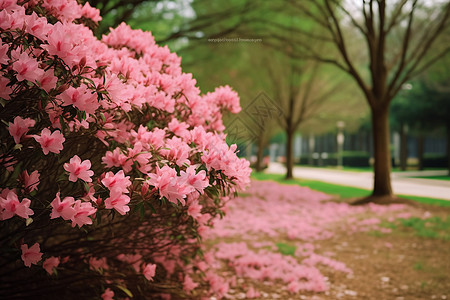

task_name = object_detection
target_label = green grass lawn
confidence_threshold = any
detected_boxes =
[411,175,450,181]
[299,165,448,174]
[251,172,450,207]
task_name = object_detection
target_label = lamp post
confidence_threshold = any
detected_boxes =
[337,121,345,169]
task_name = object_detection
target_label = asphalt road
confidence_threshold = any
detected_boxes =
[266,163,450,200]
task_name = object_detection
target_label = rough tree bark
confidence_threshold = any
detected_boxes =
[371,105,393,196]
[285,126,294,179]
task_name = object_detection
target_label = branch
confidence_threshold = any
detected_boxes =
[385,0,409,33]
[389,2,449,98]
[387,0,417,96]
[322,0,372,106]
[330,0,367,36]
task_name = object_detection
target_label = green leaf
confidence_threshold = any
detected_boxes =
[116,285,133,298]
[83,181,90,194]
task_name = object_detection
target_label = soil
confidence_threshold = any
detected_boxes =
[206,201,450,300]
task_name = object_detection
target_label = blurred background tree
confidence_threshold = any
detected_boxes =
[90,0,450,198]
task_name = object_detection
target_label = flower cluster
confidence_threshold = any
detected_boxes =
[0,0,250,298]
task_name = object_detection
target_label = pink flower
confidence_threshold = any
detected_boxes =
[127,142,152,173]
[50,192,76,220]
[64,155,94,182]
[180,166,209,194]
[60,85,99,114]
[160,137,190,166]
[24,12,51,41]
[102,148,129,170]
[21,243,43,267]
[89,257,109,270]
[34,128,65,155]
[101,170,131,194]
[39,69,58,93]
[43,256,60,275]
[0,190,33,220]
[43,22,72,60]
[142,263,156,281]
[104,190,130,215]
[0,42,9,65]
[147,166,190,205]
[11,49,44,83]
[0,76,13,100]
[45,102,63,129]
[168,119,189,137]
[81,183,96,202]
[8,116,36,144]
[21,170,40,193]
[183,275,198,293]
[101,288,114,300]
[71,200,96,228]
[81,2,102,23]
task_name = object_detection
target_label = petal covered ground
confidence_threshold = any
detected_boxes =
[197,180,448,299]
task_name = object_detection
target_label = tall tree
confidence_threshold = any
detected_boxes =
[265,53,347,178]
[281,0,450,202]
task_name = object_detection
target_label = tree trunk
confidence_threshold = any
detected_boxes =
[371,105,393,197]
[400,123,408,171]
[255,131,265,172]
[286,128,294,179]
[447,124,450,176]
[417,134,424,171]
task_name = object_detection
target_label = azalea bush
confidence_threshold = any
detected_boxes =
[0,0,250,299]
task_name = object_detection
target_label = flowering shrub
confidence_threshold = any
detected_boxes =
[0,0,250,299]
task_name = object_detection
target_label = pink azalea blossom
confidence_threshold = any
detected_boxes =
[21,243,42,267]
[39,69,58,93]
[11,49,44,83]
[81,2,102,23]
[34,128,65,155]
[81,183,96,202]
[21,170,40,193]
[8,116,36,144]
[183,275,198,293]
[71,200,96,228]
[43,256,60,275]
[126,142,152,173]
[24,11,52,41]
[60,85,99,114]
[104,190,130,215]
[102,148,130,170]
[180,166,209,194]
[101,170,131,194]
[45,102,63,129]
[147,166,191,205]
[0,76,12,100]
[0,42,9,65]
[0,190,33,220]
[142,263,156,281]
[160,137,190,166]
[89,257,109,270]
[101,288,114,300]
[43,22,72,60]
[64,155,94,182]
[50,192,76,220]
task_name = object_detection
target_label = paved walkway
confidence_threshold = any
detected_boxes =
[266,163,450,200]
